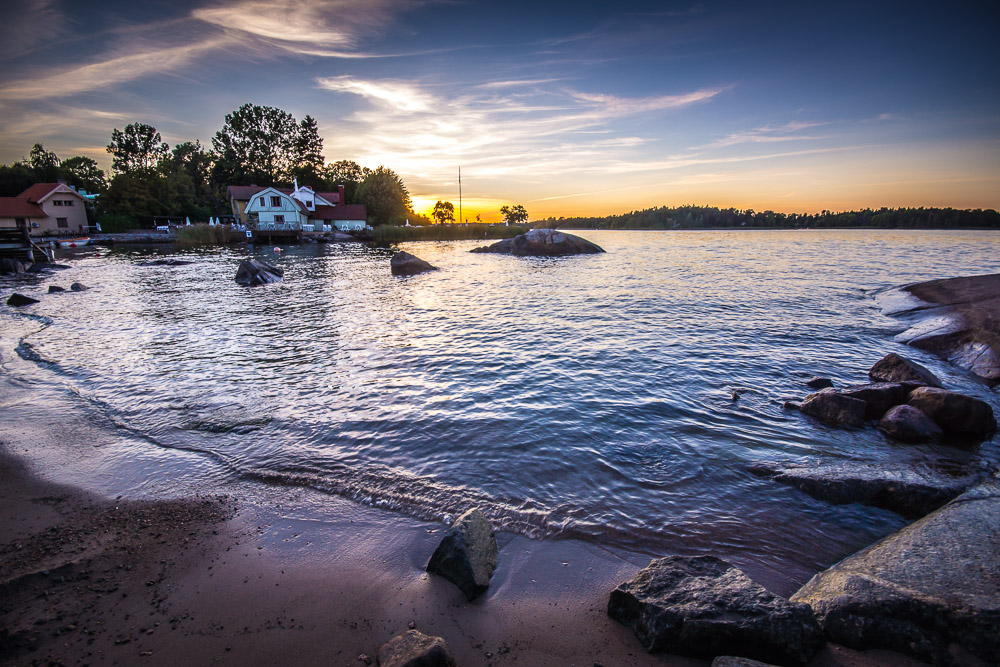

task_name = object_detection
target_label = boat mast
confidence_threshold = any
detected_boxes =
[458,166,463,225]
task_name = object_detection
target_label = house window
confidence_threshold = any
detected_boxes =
[54,200,63,206]
[63,200,74,206]
[274,215,285,223]
[270,196,282,207]
[57,218,68,228]
[259,196,266,206]
[306,201,314,209]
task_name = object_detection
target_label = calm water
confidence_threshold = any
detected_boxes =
[3,230,999,583]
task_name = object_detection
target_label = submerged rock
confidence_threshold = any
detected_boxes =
[608,555,824,665]
[712,658,778,667]
[137,258,194,266]
[426,509,498,601]
[749,459,991,518]
[868,353,942,388]
[234,258,283,286]
[800,389,866,427]
[6,293,38,306]
[838,382,908,420]
[907,386,997,441]
[805,377,833,389]
[0,258,25,275]
[69,282,88,291]
[47,285,66,293]
[377,630,457,667]
[791,473,1000,665]
[471,228,605,256]
[390,251,438,276]
[877,404,943,443]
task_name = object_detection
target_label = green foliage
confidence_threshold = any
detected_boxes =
[107,123,168,175]
[372,223,527,243]
[97,212,137,233]
[60,156,106,193]
[175,223,243,247]
[212,103,298,186]
[322,160,369,203]
[0,162,39,196]
[357,166,412,226]
[500,204,529,225]
[432,200,455,224]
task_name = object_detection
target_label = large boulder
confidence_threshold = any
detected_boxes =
[799,390,866,427]
[877,404,943,444]
[907,387,997,441]
[0,258,25,275]
[47,285,66,293]
[390,251,438,276]
[69,282,88,291]
[471,228,605,256]
[805,377,833,389]
[608,555,824,665]
[6,293,38,306]
[791,474,1000,665]
[377,630,457,667]
[234,258,283,286]
[838,383,907,420]
[426,509,498,601]
[748,460,990,518]
[868,353,942,388]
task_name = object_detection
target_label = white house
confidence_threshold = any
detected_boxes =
[232,182,367,232]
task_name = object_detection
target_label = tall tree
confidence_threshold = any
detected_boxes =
[59,156,106,193]
[212,103,298,186]
[107,123,168,175]
[500,204,528,225]
[289,114,325,184]
[356,166,412,226]
[29,143,59,170]
[432,200,455,224]
[322,159,369,203]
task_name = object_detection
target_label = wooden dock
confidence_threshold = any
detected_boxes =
[0,225,49,264]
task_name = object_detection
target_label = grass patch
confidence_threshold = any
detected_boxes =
[175,224,245,247]
[372,224,527,244]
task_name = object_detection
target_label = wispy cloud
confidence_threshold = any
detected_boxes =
[697,120,828,149]
[0,0,69,60]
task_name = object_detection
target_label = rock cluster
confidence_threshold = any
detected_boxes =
[390,251,438,276]
[471,229,605,256]
[426,509,498,601]
[797,353,996,446]
[608,555,824,665]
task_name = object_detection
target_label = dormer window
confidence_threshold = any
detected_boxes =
[259,196,266,206]
[306,201,314,209]
[271,196,281,207]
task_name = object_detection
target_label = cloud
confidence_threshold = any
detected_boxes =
[698,120,828,149]
[0,0,69,59]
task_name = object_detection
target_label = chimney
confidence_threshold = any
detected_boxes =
[338,184,345,206]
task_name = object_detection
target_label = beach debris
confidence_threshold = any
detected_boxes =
[868,352,942,388]
[426,508,498,601]
[748,459,992,519]
[805,377,833,389]
[837,382,908,420]
[70,282,88,291]
[791,473,1000,665]
[907,386,997,442]
[234,258,283,286]
[877,404,943,443]
[471,228,605,256]
[390,251,438,276]
[799,389,866,427]
[47,285,66,293]
[376,629,457,667]
[608,555,824,665]
[6,293,39,306]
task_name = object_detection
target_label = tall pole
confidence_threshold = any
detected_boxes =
[458,166,463,225]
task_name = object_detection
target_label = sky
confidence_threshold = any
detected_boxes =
[0,0,998,221]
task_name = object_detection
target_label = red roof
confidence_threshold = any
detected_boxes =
[19,183,81,203]
[0,197,46,218]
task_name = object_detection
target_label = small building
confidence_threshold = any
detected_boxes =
[0,183,89,237]
[228,182,367,232]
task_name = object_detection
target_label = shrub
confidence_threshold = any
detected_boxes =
[175,224,244,247]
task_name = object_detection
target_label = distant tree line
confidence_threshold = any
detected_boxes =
[1,103,418,231]
[534,205,1000,230]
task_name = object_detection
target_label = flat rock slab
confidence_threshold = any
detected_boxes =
[377,630,457,667]
[426,508,498,601]
[471,228,605,256]
[791,473,1000,665]
[608,555,824,665]
[234,258,283,286]
[749,460,993,518]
